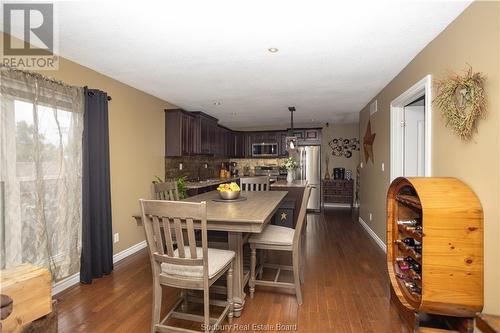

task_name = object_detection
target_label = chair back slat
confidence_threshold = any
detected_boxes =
[293,186,312,246]
[186,218,197,259]
[140,199,208,277]
[162,217,174,256]
[152,216,165,255]
[240,176,270,191]
[151,181,180,201]
[173,218,186,258]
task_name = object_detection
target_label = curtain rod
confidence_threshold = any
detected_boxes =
[1,64,78,90]
[1,65,112,101]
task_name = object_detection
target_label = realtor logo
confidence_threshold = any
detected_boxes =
[2,3,58,69]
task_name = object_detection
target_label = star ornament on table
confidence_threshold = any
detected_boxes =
[363,120,376,163]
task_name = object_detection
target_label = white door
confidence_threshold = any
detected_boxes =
[403,102,425,176]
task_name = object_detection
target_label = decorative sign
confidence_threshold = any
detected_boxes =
[363,120,376,163]
[328,137,359,158]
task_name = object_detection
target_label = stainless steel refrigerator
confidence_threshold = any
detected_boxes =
[296,145,321,211]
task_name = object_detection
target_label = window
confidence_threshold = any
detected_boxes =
[0,69,84,281]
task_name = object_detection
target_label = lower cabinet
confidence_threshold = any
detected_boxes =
[272,199,296,229]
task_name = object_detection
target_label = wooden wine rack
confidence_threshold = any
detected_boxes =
[387,177,483,332]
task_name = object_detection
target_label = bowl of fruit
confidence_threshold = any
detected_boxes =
[217,182,241,200]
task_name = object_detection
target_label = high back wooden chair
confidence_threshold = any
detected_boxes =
[248,186,312,304]
[140,199,234,333]
[240,176,270,191]
[151,180,180,201]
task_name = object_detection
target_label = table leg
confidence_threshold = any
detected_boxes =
[228,232,245,317]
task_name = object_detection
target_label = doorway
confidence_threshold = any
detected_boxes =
[390,75,432,181]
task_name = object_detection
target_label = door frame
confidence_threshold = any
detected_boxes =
[390,75,432,182]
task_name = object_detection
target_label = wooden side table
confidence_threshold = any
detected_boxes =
[322,179,353,207]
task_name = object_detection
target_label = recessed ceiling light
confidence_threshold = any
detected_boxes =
[268,47,279,53]
[213,101,222,106]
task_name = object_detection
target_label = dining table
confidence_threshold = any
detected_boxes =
[133,189,287,317]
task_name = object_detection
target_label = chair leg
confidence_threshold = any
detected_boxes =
[227,262,234,324]
[250,246,256,299]
[258,249,265,279]
[292,251,303,305]
[203,288,210,333]
[300,233,305,284]
[151,280,162,333]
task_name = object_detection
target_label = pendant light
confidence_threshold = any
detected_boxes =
[287,106,297,150]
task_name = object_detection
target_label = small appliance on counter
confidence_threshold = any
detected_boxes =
[333,167,345,180]
[219,162,231,178]
[229,162,238,177]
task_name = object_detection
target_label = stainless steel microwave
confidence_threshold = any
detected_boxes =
[252,142,278,157]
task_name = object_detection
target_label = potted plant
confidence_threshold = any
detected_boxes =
[283,157,298,183]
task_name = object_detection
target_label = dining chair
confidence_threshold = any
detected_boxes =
[248,185,312,305]
[140,199,234,333]
[151,180,180,201]
[240,176,270,191]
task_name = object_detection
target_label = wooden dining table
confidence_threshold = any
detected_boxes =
[134,190,287,317]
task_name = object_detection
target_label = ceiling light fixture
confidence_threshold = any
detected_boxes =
[268,47,279,53]
[213,101,222,106]
[287,106,297,150]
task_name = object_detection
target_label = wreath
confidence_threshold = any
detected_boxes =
[434,67,486,141]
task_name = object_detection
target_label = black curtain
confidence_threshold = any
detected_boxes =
[80,87,113,284]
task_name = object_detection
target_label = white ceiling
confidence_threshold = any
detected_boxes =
[8,0,471,129]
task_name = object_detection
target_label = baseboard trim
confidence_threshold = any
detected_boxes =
[52,272,80,296]
[358,216,387,253]
[52,240,147,296]
[113,240,147,264]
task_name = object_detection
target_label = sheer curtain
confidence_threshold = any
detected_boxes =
[0,68,84,282]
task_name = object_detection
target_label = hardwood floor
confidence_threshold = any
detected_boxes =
[56,208,406,332]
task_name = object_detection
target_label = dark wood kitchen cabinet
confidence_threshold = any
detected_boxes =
[165,109,198,157]
[232,132,246,158]
[279,132,289,157]
[193,112,218,155]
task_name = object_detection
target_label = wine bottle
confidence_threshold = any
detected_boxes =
[397,219,418,226]
[404,281,421,294]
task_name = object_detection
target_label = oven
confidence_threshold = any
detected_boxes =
[252,143,278,157]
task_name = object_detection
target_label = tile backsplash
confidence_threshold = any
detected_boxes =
[165,156,288,180]
[165,156,228,180]
[229,158,287,176]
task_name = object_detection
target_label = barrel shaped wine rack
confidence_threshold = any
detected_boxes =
[387,177,483,323]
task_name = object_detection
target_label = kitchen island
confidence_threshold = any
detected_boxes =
[270,180,308,227]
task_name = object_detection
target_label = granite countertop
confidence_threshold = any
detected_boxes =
[185,177,240,189]
[270,180,308,187]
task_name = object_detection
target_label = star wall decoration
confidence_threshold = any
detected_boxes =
[363,120,376,163]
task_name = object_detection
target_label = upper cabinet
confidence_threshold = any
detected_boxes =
[195,112,218,155]
[165,109,321,158]
[165,109,198,157]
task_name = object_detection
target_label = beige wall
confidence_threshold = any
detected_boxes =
[358,2,500,314]
[1,33,176,254]
[321,123,359,184]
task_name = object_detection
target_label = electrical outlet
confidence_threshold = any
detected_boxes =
[381,163,385,172]
[179,163,183,170]
[113,233,119,243]
[369,213,373,221]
